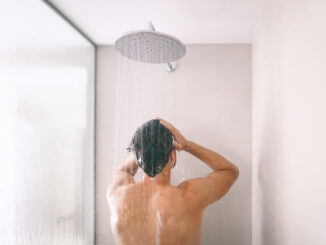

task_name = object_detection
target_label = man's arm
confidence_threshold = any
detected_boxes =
[158,118,239,208]
[107,154,138,197]
[180,141,239,207]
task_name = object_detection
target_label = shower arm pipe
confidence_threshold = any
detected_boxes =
[148,22,156,31]
[148,22,177,72]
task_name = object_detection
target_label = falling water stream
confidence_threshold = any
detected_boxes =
[111,39,184,244]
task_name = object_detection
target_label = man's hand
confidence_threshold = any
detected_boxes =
[157,117,189,151]
[118,154,138,176]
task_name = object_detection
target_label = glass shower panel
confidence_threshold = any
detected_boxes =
[0,1,95,244]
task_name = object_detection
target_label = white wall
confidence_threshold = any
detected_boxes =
[252,0,326,244]
[96,44,252,245]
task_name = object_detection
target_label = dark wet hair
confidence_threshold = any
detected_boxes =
[127,119,173,177]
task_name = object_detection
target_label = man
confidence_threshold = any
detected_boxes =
[107,118,239,245]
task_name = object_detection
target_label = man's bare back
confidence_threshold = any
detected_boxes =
[108,119,239,245]
[108,182,203,245]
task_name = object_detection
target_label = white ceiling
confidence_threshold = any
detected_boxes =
[50,0,260,45]
[0,1,90,48]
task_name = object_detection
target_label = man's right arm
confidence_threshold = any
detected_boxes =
[158,118,239,208]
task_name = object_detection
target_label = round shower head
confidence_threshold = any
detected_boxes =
[114,30,186,64]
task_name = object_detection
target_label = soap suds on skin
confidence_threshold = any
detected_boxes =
[156,210,163,245]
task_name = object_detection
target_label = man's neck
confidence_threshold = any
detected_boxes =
[143,166,171,185]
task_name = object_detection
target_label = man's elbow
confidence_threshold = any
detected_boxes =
[106,185,115,200]
[225,162,239,180]
[232,165,239,180]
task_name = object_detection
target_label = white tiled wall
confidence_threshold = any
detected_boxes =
[96,44,251,245]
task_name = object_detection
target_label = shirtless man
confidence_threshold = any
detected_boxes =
[107,118,239,245]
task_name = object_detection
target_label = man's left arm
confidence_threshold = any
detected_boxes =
[107,154,138,197]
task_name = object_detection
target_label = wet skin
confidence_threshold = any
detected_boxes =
[107,119,239,245]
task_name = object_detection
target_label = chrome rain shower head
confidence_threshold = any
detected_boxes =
[114,22,186,72]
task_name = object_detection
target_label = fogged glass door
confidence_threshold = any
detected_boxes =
[0,1,95,244]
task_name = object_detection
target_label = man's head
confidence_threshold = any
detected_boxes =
[127,119,175,177]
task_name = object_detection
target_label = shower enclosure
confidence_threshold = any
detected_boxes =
[0,1,95,244]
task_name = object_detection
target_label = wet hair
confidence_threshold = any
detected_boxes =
[127,119,174,177]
